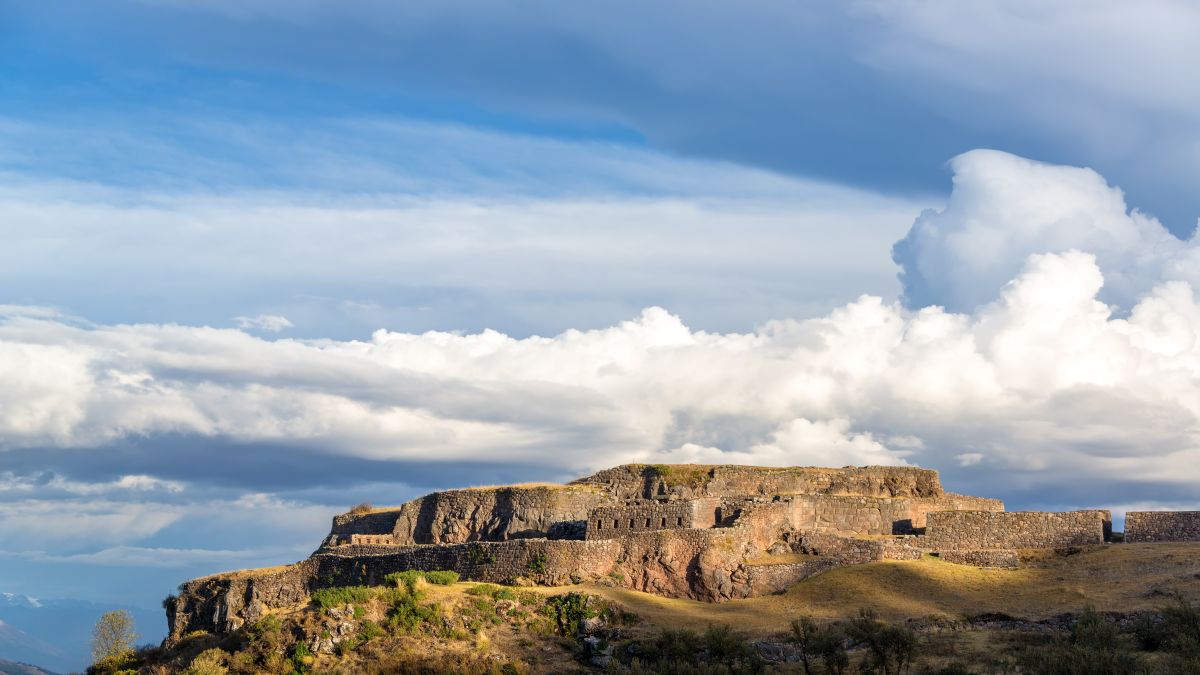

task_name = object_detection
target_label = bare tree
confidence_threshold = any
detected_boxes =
[91,609,138,662]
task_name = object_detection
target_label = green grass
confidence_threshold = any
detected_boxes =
[310,586,374,609]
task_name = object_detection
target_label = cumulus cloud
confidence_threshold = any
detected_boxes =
[893,149,1200,312]
[4,245,1200,504]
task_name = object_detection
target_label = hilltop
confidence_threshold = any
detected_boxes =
[94,463,1200,673]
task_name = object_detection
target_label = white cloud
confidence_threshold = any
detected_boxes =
[235,315,293,332]
[893,149,1194,311]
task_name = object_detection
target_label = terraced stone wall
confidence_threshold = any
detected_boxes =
[1125,511,1200,542]
[923,510,1110,550]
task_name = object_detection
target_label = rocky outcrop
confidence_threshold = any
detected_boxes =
[167,562,317,641]
[332,485,611,545]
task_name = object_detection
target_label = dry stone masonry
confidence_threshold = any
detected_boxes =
[166,463,1193,642]
[1125,511,1200,542]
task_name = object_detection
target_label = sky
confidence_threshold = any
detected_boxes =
[4,0,1200,660]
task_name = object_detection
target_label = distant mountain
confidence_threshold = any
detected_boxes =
[0,593,161,674]
[0,658,58,675]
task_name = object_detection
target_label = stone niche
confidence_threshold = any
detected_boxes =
[584,497,723,539]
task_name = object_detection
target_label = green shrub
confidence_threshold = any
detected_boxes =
[424,570,460,585]
[617,625,762,673]
[360,619,385,641]
[386,570,425,592]
[542,592,599,637]
[182,648,228,675]
[310,586,374,609]
[846,608,917,675]
[528,552,547,575]
[387,589,440,634]
[290,642,312,672]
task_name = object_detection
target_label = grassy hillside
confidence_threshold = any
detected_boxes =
[93,543,1200,674]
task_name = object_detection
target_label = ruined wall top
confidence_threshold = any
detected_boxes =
[571,464,944,500]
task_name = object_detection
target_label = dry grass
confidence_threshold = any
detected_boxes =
[520,542,1200,638]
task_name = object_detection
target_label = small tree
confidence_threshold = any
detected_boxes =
[91,609,138,662]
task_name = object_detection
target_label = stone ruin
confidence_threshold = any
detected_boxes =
[166,463,1189,641]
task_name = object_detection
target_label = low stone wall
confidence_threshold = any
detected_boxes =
[938,550,1020,569]
[1125,511,1200,543]
[744,559,836,595]
[922,510,1110,550]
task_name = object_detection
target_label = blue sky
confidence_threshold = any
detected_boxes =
[4,1,1200,667]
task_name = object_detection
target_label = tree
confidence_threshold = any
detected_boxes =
[91,609,138,662]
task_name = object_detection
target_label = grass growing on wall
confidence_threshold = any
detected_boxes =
[643,464,714,491]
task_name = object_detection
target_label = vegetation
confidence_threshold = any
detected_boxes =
[89,609,138,667]
[347,502,374,515]
[310,585,374,609]
[643,464,714,491]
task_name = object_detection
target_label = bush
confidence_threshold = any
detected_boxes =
[348,502,373,515]
[619,625,763,673]
[846,609,916,675]
[790,616,848,675]
[386,570,425,592]
[424,570,460,585]
[387,589,440,634]
[543,592,599,637]
[528,552,547,575]
[182,648,228,675]
[311,586,374,608]
[290,642,313,672]
[360,620,385,640]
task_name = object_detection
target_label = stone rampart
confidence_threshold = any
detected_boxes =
[572,464,945,501]
[314,538,621,588]
[1125,511,1200,542]
[922,510,1110,550]
[384,485,608,545]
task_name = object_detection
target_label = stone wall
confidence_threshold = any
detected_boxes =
[382,485,609,545]
[922,510,1110,550]
[1125,511,1200,542]
[584,498,723,539]
[572,464,946,501]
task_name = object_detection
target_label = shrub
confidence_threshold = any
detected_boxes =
[348,502,373,515]
[290,642,313,672]
[528,552,547,575]
[360,620,385,641]
[311,586,374,608]
[182,648,228,675]
[424,570,460,585]
[846,609,916,675]
[790,616,848,675]
[386,570,425,592]
[542,592,599,637]
[387,589,440,634]
[618,625,762,673]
